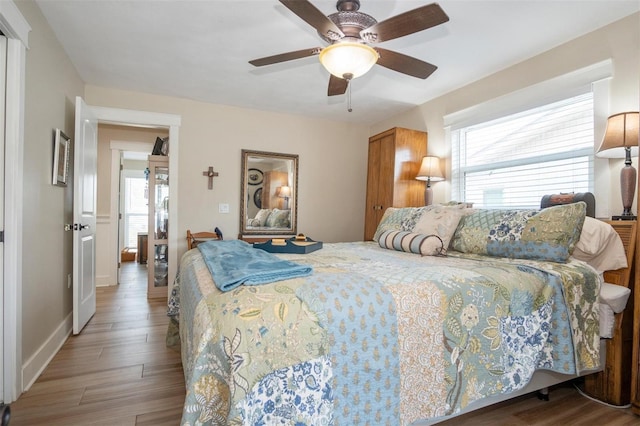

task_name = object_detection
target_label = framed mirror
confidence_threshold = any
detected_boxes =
[240,149,298,238]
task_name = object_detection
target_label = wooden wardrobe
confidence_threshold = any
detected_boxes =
[364,127,427,241]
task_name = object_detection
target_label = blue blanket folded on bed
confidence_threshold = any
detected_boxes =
[197,239,313,292]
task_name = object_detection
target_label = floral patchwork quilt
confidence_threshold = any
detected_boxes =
[171,241,600,425]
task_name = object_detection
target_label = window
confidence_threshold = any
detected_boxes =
[123,176,148,248]
[451,92,594,209]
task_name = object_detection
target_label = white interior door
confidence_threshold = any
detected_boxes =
[73,96,98,334]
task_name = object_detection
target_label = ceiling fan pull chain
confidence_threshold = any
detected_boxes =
[347,83,352,112]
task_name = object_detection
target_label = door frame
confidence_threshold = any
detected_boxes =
[109,140,154,286]
[92,108,181,298]
[1,0,30,403]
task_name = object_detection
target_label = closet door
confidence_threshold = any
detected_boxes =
[363,128,427,241]
[364,134,395,240]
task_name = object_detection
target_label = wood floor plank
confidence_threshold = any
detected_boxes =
[135,408,183,426]
[437,383,638,425]
[26,365,143,392]
[8,388,85,411]
[12,394,183,425]
[80,376,185,405]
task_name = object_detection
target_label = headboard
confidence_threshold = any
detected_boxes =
[540,192,595,218]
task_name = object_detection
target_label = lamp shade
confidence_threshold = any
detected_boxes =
[319,42,379,79]
[278,186,291,198]
[415,156,445,182]
[596,112,640,158]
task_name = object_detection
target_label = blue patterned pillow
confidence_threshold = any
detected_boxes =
[450,202,586,262]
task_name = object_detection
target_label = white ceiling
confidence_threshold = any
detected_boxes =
[36,0,639,125]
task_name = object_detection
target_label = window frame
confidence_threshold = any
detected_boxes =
[451,92,595,209]
[443,60,613,215]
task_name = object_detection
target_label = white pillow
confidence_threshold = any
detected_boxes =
[253,209,272,227]
[600,282,631,313]
[571,217,627,272]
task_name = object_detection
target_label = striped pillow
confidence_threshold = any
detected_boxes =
[378,230,446,256]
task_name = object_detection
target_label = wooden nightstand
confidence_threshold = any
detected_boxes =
[632,220,640,415]
[584,220,636,406]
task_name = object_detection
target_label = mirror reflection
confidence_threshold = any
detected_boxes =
[240,150,298,237]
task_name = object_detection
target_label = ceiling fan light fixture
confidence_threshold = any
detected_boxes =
[319,42,378,79]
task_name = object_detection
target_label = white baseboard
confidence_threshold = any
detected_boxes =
[96,274,113,287]
[22,312,73,391]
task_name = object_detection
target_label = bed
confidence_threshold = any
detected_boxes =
[169,197,631,425]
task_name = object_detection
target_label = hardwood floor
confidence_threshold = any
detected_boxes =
[437,382,639,425]
[10,262,186,425]
[8,262,640,425]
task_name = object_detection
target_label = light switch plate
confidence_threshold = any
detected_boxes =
[219,203,230,214]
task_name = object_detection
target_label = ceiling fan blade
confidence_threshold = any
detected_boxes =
[375,47,437,79]
[280,0,344,41]
[328,74,348,96]
[249,47,321,67]
[360,3,449,43]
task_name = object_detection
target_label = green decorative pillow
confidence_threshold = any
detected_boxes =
[450,202,586,262]
[373,207,422,241]
[378,230,447,256]
[265,208,290,228]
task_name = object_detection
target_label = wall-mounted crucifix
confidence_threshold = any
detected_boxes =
[202,166,219,190]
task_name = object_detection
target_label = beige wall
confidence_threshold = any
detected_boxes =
[85,86,371,255]
[15,0,85,366]
[372,13,640,218]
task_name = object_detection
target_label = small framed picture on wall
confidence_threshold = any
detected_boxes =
[52,128,70,186]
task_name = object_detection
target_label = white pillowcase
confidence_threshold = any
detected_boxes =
[571,216,627,272]
[599,303,616,338]
[600,282,631,314]
[599,282,631,338]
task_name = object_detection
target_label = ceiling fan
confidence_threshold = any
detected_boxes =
[249,0,449,97]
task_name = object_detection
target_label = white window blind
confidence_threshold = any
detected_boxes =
[452,92,594,209]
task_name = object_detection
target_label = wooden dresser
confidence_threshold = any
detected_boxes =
[364,127,427,240]
[584,220,636,406]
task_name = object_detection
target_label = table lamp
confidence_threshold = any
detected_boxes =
[415,156,445,206]
[278,185,291,210]
[596,111,639,220]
